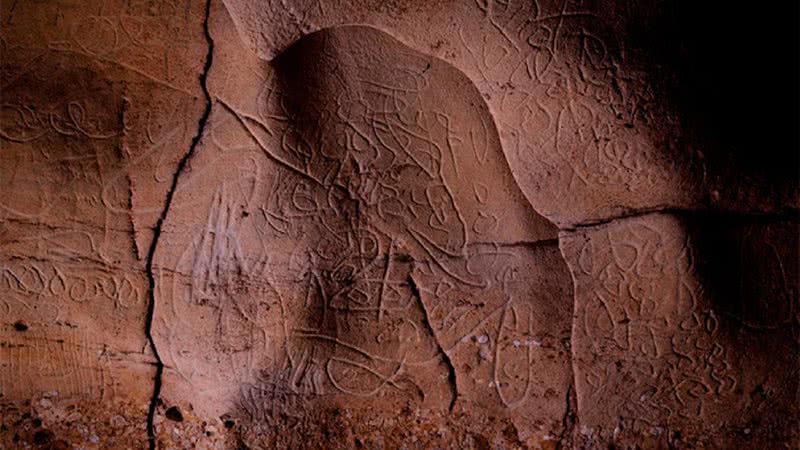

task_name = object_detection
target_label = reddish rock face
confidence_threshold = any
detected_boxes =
[561,214,799,448]
[1,1,797,449]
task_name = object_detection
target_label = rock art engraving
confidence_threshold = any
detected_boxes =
[1,0,797,448]
[561,213,799,447]
[1,0,209,447]
[153,24,573,445]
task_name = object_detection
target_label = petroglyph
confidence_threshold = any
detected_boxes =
[560,213,799,447]
[1,0,209,447]
[1,0,797,449]
[152,25,572,443]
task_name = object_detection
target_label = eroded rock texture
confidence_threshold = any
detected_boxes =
[1,0,798,449]
[561,213,799,448]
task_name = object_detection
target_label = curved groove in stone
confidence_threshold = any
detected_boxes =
[151,23,575,447]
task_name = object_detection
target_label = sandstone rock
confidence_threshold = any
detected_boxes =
[561,213,799,448]
[1,0,797,449]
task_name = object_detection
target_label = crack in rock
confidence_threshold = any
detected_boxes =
[408,274,459,412]
[561,206,800,231]
[143,0,215,448]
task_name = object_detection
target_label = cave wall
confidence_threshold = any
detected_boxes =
[1,1,797,449]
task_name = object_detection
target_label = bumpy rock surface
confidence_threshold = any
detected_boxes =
[1,1,797,449]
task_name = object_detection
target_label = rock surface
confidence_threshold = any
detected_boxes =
[1,0,797,449]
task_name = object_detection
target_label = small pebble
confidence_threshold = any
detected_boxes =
[165,406,184,422]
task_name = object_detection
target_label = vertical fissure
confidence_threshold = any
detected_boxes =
[408,274,459,412]
[143,0,215,448]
